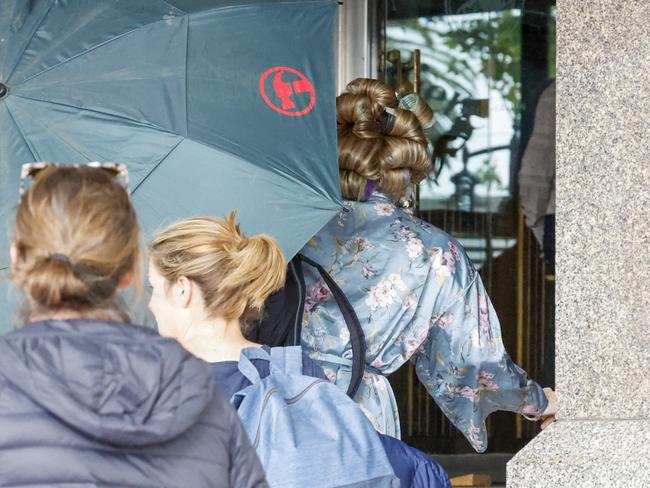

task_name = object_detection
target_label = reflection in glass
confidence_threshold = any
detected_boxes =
[382,0,556,454]
[387,9,526,212]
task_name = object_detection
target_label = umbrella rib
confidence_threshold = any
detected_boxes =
[3,103,38,162]
[184,19,190,136]
[12,93,173,135]
[17,14,187,87]
[129,138,184,196]
[4,0,56,83]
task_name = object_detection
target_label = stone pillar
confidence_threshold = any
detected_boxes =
[507,2,650,486]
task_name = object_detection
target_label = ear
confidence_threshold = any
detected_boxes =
[9,242,19,273]
[117,271,133,290]
[174,276,194,309]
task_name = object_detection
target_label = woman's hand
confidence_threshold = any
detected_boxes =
[540,415,555,429]
[539,387,558,429]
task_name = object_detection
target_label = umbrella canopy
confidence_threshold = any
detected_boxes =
[0,0,342,328]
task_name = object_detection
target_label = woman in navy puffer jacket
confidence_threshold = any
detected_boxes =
[0,165,267,488]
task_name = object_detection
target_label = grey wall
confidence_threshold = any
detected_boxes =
[555,0,650,421]
[508,2,650,486]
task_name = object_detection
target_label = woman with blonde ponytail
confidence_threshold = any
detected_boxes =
[148,212,292,362]
[149,213,439,488]
[148,211,343,402]
[298,78,558,453]
[0,166,266,487]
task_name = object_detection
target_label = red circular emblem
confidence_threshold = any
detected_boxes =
[259,66,316,117]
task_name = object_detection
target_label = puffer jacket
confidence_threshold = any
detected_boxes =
[0,319,268,488]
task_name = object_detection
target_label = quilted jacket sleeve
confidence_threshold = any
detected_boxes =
[227,403,269,488]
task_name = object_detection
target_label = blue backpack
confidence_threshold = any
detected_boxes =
[233,346,399,488]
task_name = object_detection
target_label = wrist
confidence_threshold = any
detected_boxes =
[520,387,549,421]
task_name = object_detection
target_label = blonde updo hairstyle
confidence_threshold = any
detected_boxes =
[11,166,141,318]
[337,78,433,201]
[149,213,286,331]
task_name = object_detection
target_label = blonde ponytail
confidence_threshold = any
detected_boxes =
[150,213,286,327]
[219,232,286,321]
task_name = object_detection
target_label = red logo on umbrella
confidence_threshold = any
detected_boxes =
[259,66,315,116]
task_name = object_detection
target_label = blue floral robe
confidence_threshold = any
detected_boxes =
[300,191,547,452]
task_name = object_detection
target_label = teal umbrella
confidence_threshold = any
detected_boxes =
[0,0,342,329]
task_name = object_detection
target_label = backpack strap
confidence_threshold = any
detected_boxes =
[269,346,304,376]
[287,257,306,346]
[298,254,366,399]
[237,347,272,384]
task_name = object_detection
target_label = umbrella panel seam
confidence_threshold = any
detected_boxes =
[129,139,184,195]
[9,102,96,162]
[16,13,188,87]
[3,0,56,83]
[184,17,189,136]
[2,101,38,162]
[11,93,175,135]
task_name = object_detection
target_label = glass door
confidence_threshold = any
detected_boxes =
[378,0,557,454]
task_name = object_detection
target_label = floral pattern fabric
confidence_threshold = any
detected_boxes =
[300,191,547,452]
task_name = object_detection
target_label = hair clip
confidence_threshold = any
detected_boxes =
[399,94,434,129]
[377,109,396,134]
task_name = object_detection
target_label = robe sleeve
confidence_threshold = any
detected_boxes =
[412,249,548,452]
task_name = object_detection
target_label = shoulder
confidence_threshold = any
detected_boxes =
[342,199,459,249]
[389,209,469,263]
[0,372,38,418]
[267,346,320,378]
[401,212,479,290]
[305,198,478,285]
[200,380,241,429]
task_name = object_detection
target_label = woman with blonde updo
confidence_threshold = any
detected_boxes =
[0,166,266,487]
[299,78,558,452]
[336,78,433,202]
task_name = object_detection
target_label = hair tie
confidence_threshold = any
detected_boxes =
[48,253,71,265]
[363,179,376,200]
